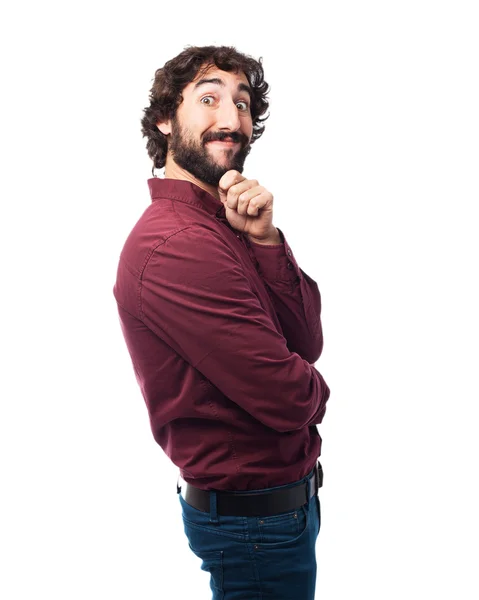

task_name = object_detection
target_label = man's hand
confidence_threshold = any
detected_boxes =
[218,170,277,242]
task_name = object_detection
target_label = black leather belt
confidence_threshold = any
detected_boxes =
[180,461,322,517]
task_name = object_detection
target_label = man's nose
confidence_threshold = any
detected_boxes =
[216,99,241,131]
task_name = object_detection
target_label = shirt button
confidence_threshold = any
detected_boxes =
[287,249,292,256]
[287,262,293,269]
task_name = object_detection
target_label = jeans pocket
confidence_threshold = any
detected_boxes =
[187,544,224,594]
[257,505,308,546]
[179,493,247,541]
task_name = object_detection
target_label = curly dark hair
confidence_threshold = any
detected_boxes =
[140,45,270,174]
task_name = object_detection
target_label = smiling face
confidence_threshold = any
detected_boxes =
[157,65,254,186]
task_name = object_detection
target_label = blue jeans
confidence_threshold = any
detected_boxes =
[178,465,321,599]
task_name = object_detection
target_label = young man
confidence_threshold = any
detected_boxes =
[113,45,330,599]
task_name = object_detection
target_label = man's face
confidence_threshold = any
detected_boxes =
[165,66,254,186]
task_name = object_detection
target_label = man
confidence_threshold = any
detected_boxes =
[113,45,330,599]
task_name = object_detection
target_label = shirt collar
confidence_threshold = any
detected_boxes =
[147,177,227,220]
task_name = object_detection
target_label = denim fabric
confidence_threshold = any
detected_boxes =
[178,465,321,599]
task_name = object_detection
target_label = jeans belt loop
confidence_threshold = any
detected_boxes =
[209,490,219,523]
[317,461,322,491]
[306,469,314,504]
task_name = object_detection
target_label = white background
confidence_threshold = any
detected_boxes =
[1,1,478,598]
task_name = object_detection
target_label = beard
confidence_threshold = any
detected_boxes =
[168,116,252,186]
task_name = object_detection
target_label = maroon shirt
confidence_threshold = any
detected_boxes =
[113,178,330,491]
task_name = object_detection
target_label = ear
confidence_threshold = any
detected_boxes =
[156,119,171,136]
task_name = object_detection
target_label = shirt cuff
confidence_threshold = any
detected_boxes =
[246,227,301,281]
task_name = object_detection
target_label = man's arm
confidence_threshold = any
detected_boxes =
[217,172,324,364]
[245,227,324,365]
[139,225,330,432]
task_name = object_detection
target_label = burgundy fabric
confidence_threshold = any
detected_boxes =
[113,178,330,491]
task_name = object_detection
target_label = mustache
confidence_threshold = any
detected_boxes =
[203,131,249,146]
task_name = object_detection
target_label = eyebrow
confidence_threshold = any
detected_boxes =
[193,77,252,98]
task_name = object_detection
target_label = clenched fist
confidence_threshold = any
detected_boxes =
[218,170,277,242]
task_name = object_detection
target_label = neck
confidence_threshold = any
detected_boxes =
[163,155,220,200]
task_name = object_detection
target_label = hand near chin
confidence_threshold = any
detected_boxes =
[218,171,276,241]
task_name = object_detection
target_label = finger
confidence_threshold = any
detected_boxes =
[236,185,265,215]
[218,170,246,195]
[246,191,272,216]
[226,180,259,212]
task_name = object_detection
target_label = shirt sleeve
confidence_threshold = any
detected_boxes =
[139,225,330,433]
[245,227,324,364]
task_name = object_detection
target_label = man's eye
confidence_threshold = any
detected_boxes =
[200,96,215,105]
[236,101,249,111]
